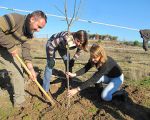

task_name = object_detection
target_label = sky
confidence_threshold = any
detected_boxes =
[0,0,150,42]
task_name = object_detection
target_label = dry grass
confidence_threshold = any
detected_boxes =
[30,39,150,86]
[0,39,150,119]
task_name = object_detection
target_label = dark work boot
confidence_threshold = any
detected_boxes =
[95,83,103,93]
[112,89,128,102]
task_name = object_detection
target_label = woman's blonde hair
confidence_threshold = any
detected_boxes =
[90,44,107,67]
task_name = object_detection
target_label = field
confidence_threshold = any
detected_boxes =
[0,39,150,120]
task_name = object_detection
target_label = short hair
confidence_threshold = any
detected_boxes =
[30,10,47,23]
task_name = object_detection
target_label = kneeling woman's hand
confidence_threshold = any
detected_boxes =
[67,87,80,98]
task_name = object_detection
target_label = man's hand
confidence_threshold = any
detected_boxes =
[29,68,37,80]
[10,49,18,57]
[26,62,37,80]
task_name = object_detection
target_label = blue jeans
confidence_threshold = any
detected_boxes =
[43,48,69,92]
[42,64,52,92]
[42,41,69,92]
[96,74,124,101]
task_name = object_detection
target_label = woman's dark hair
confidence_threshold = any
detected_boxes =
[73,30,88,52]
[30,10,47,23]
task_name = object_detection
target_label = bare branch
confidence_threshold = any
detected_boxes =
[63,0,82,31]
[69,0,82,28]
[64,0,69,30]
[75,0,82,20]
[69,0,82,27]
[69,0,76,26]
[53,4,65,16]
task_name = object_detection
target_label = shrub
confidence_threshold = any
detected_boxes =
[133,40,140,46]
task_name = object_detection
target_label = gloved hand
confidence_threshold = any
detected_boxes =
[48,57,55,69]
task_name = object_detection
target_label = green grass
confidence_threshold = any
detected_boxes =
[127,77,150,89]
[32,101,43,111]
[88,107,97,114]
[22,115,32,120]
[0,107,14,120]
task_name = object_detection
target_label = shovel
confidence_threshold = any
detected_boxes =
[15,54,55,106]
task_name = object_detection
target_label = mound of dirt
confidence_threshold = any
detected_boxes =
[1,73,149,120]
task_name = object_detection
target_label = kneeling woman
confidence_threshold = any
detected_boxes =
[67,44,124,101]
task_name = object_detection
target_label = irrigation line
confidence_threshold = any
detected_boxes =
[0,6,139,31]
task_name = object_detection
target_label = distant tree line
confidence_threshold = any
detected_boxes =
[122,40,142,47]
[89,33,118,41]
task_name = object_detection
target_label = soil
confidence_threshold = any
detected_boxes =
[1,76,149,120]
[0,40,150,120]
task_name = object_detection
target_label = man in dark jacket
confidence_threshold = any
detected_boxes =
[0,10,47,107]
[139,29,150,51]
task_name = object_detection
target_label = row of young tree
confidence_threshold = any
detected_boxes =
[89,34,118,41]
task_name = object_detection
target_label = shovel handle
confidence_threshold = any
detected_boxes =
[15,54,55,106]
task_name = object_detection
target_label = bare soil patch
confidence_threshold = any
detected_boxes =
[0,40,150,120]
